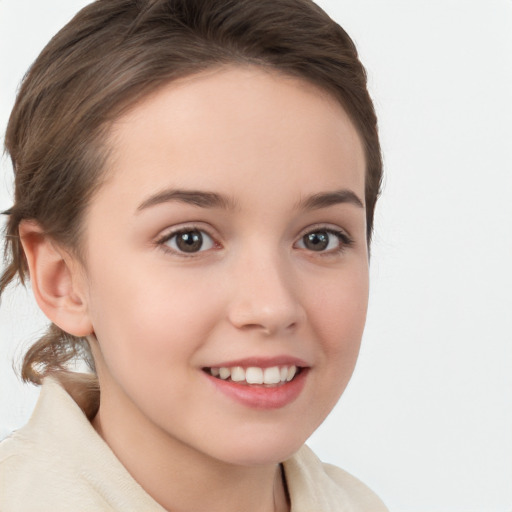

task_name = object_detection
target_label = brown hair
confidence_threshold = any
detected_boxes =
[1,0,382,385]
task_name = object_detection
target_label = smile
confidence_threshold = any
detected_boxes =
[204,365,299,386]
[203,362,308,409]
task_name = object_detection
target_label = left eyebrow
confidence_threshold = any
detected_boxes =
[297,189,364,210]
[136,188,236,212]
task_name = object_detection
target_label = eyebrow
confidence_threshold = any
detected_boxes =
[297,189,364,210]
[137,189,236,212]
[136,187,364,213]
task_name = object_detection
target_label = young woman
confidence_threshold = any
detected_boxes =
[0,0,386,510]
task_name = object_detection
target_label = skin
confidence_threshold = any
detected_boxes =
[24,66,369,512]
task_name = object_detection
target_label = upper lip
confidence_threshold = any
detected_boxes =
[204,356,310,369]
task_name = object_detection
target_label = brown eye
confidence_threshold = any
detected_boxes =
[164,229,214,253]
[303,231,330,251]
[296,229,350,253]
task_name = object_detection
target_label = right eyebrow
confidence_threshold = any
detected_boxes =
[297,189,364,211]
[136,188,237,212]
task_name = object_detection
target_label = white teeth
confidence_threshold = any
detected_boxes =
[246,367,263,384]
[286,366,297,382]
[231,366,245,382]
[209,364,300,385]
[219,367,230,380]
[263,366,281,384]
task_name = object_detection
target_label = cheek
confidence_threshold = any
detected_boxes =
[310,263,369,347]
[85,261,222,368]
[306,263,369,386]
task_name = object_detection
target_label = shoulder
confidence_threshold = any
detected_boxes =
[0,389,106,511]
[0,427,94,511]
[0,377,165,512]
[283,445,388,512]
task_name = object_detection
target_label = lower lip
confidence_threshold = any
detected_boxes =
[204,369,309,410]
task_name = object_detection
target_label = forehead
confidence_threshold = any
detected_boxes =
[101,65,365,207]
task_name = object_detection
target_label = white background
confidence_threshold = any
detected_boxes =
[1,1,511,511]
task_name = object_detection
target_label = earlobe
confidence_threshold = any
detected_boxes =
[19,220,93,337]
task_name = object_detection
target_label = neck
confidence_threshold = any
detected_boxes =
[92,376,290,512]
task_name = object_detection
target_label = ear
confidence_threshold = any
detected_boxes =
[19,220,93,337]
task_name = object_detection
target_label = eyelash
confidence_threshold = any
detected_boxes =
[155,225,354,257]
[156,225,219,257]
[295,226,354,255]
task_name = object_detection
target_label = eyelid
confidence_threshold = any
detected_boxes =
[155,223,221,256]
[294,224,354,253]
[154,222,354,257]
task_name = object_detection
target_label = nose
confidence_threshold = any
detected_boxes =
[227,250,305,336]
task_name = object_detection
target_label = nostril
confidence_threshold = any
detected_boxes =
[228,297,305,333]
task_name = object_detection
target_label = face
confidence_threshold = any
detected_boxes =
[79,66,368,466]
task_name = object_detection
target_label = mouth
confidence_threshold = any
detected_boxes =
[203,365,302,387]
[203,361,309,409]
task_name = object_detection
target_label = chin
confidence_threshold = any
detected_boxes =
[203,424,312,467]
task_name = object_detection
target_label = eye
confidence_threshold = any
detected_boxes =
[161,229,215,254]
[296,228,352,253]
